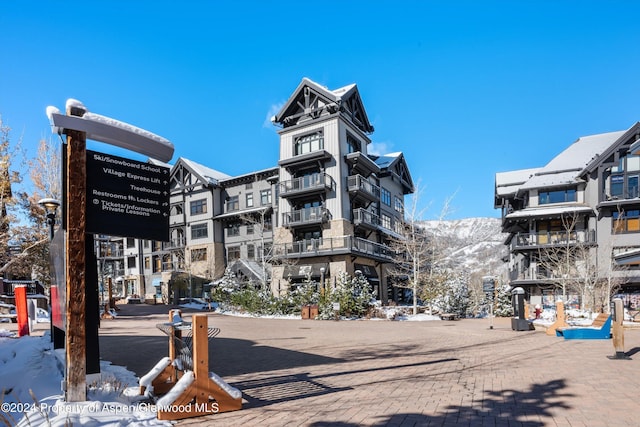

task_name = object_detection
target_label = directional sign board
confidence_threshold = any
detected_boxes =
[86,149,170,241]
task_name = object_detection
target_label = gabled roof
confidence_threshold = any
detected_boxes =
[582,122,640,175]
[272,77,374,134]
[171,157,230,188]
[519,130,626,191]
[371,152,414,194]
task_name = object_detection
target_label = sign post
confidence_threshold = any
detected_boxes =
[65,123,88,402]
[47,99,174,403]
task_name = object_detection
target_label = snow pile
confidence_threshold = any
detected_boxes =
[0,335,171,426]
[209,371,242,400]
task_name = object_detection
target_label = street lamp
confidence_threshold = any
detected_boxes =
[38,198,60,240]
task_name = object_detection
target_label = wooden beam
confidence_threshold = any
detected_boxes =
[65,127,87,402]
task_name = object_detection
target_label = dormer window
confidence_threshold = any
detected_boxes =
[295,131,324,155]
[539,188,577,204]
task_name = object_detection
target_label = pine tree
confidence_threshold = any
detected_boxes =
[493,282,513,317]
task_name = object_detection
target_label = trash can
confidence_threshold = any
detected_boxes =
[301,305,310,319]
[309,304,319,319]
[511,287,534,331]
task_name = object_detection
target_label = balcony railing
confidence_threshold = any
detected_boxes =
[282,206,330,228]
[273,235,394,261]
[511,230,596,250]
[279,172,335,199]
[353,208,380,229]
[164,238,186,250]
[347,174,380,206]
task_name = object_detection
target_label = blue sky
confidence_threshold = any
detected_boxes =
[2,1,640,220]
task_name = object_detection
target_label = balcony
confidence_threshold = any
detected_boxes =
[511,230,596,251]
[282,206,330,228]
[280,173,335,200]
[344,152,380,178]
[353,208,380,231]
[164,237,186,250]
[278,149,333,172]
[273,235,394,262]
[347,174,380,207]
[170,213,186,226]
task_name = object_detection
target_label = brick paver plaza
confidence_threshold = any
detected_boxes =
[96,305,640,426]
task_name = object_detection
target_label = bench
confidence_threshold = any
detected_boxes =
[439,313,459,321]
[556,313,611,340]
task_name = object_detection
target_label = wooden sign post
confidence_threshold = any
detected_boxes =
[65,122,87,402]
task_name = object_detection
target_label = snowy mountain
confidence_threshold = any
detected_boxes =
[418,217,508,280]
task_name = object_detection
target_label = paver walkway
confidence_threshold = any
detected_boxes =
[96,305,640,426]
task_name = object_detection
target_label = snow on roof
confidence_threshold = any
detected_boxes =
[505,205,593,219]
[495,168,540,196]
[181,158,231,183]
[373,152,402,168]
[519,130,626,190]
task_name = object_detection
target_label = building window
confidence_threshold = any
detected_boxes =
[153,256,161,273]
[143,240,149,249]
[153,241,162,251]
[264,215,273,231]
[381,188,391,206]
[227,195,239,212]
[247,244,255,260]
[126,238,135,248]
[246,193,254,208]
[190,199,207,215]
[191,223,208,239]
[191,248,207,262]
[246,182,253,189]
[227,224,240,237]
[613,210,640,233]
[127,256,136,269]
[295,132,324,155]
[228,246,241,260]
[539,188,577,204]
[144,257,150,269]
[381,214,392,230]
[394,196,403,213]
[260,189,272,205]
[246,224,254,235]
[346,133,361,154]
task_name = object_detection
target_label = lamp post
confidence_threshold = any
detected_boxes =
[319,267,325,294]
[38,198,63,349]
[38,198,60,241]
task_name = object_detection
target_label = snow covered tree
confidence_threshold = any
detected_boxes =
[493,282,513,317]
[319,271,373,318]
[434,271,471,317]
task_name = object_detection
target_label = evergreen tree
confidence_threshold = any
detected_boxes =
[493,282,513,317]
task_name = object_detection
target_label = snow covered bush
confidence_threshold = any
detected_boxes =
[318,271,374,319]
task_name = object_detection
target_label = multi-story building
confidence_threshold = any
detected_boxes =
[270,78,413,302]
[495,122,640,309]
[95,78,414,305]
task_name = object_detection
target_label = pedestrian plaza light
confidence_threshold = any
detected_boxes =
[38,198,60,241]
[46,99,174,162]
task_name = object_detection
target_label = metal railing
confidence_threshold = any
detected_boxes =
[511,229,596,250]
[280,172,335,197]
[353,208,380,228]
[347,174,380,199]
[282,206,330,227]
[273,235,394,260]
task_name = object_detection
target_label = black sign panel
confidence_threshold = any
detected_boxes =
[86,150,170,241]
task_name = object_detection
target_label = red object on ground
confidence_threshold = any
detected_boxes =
[15,285,29,337]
